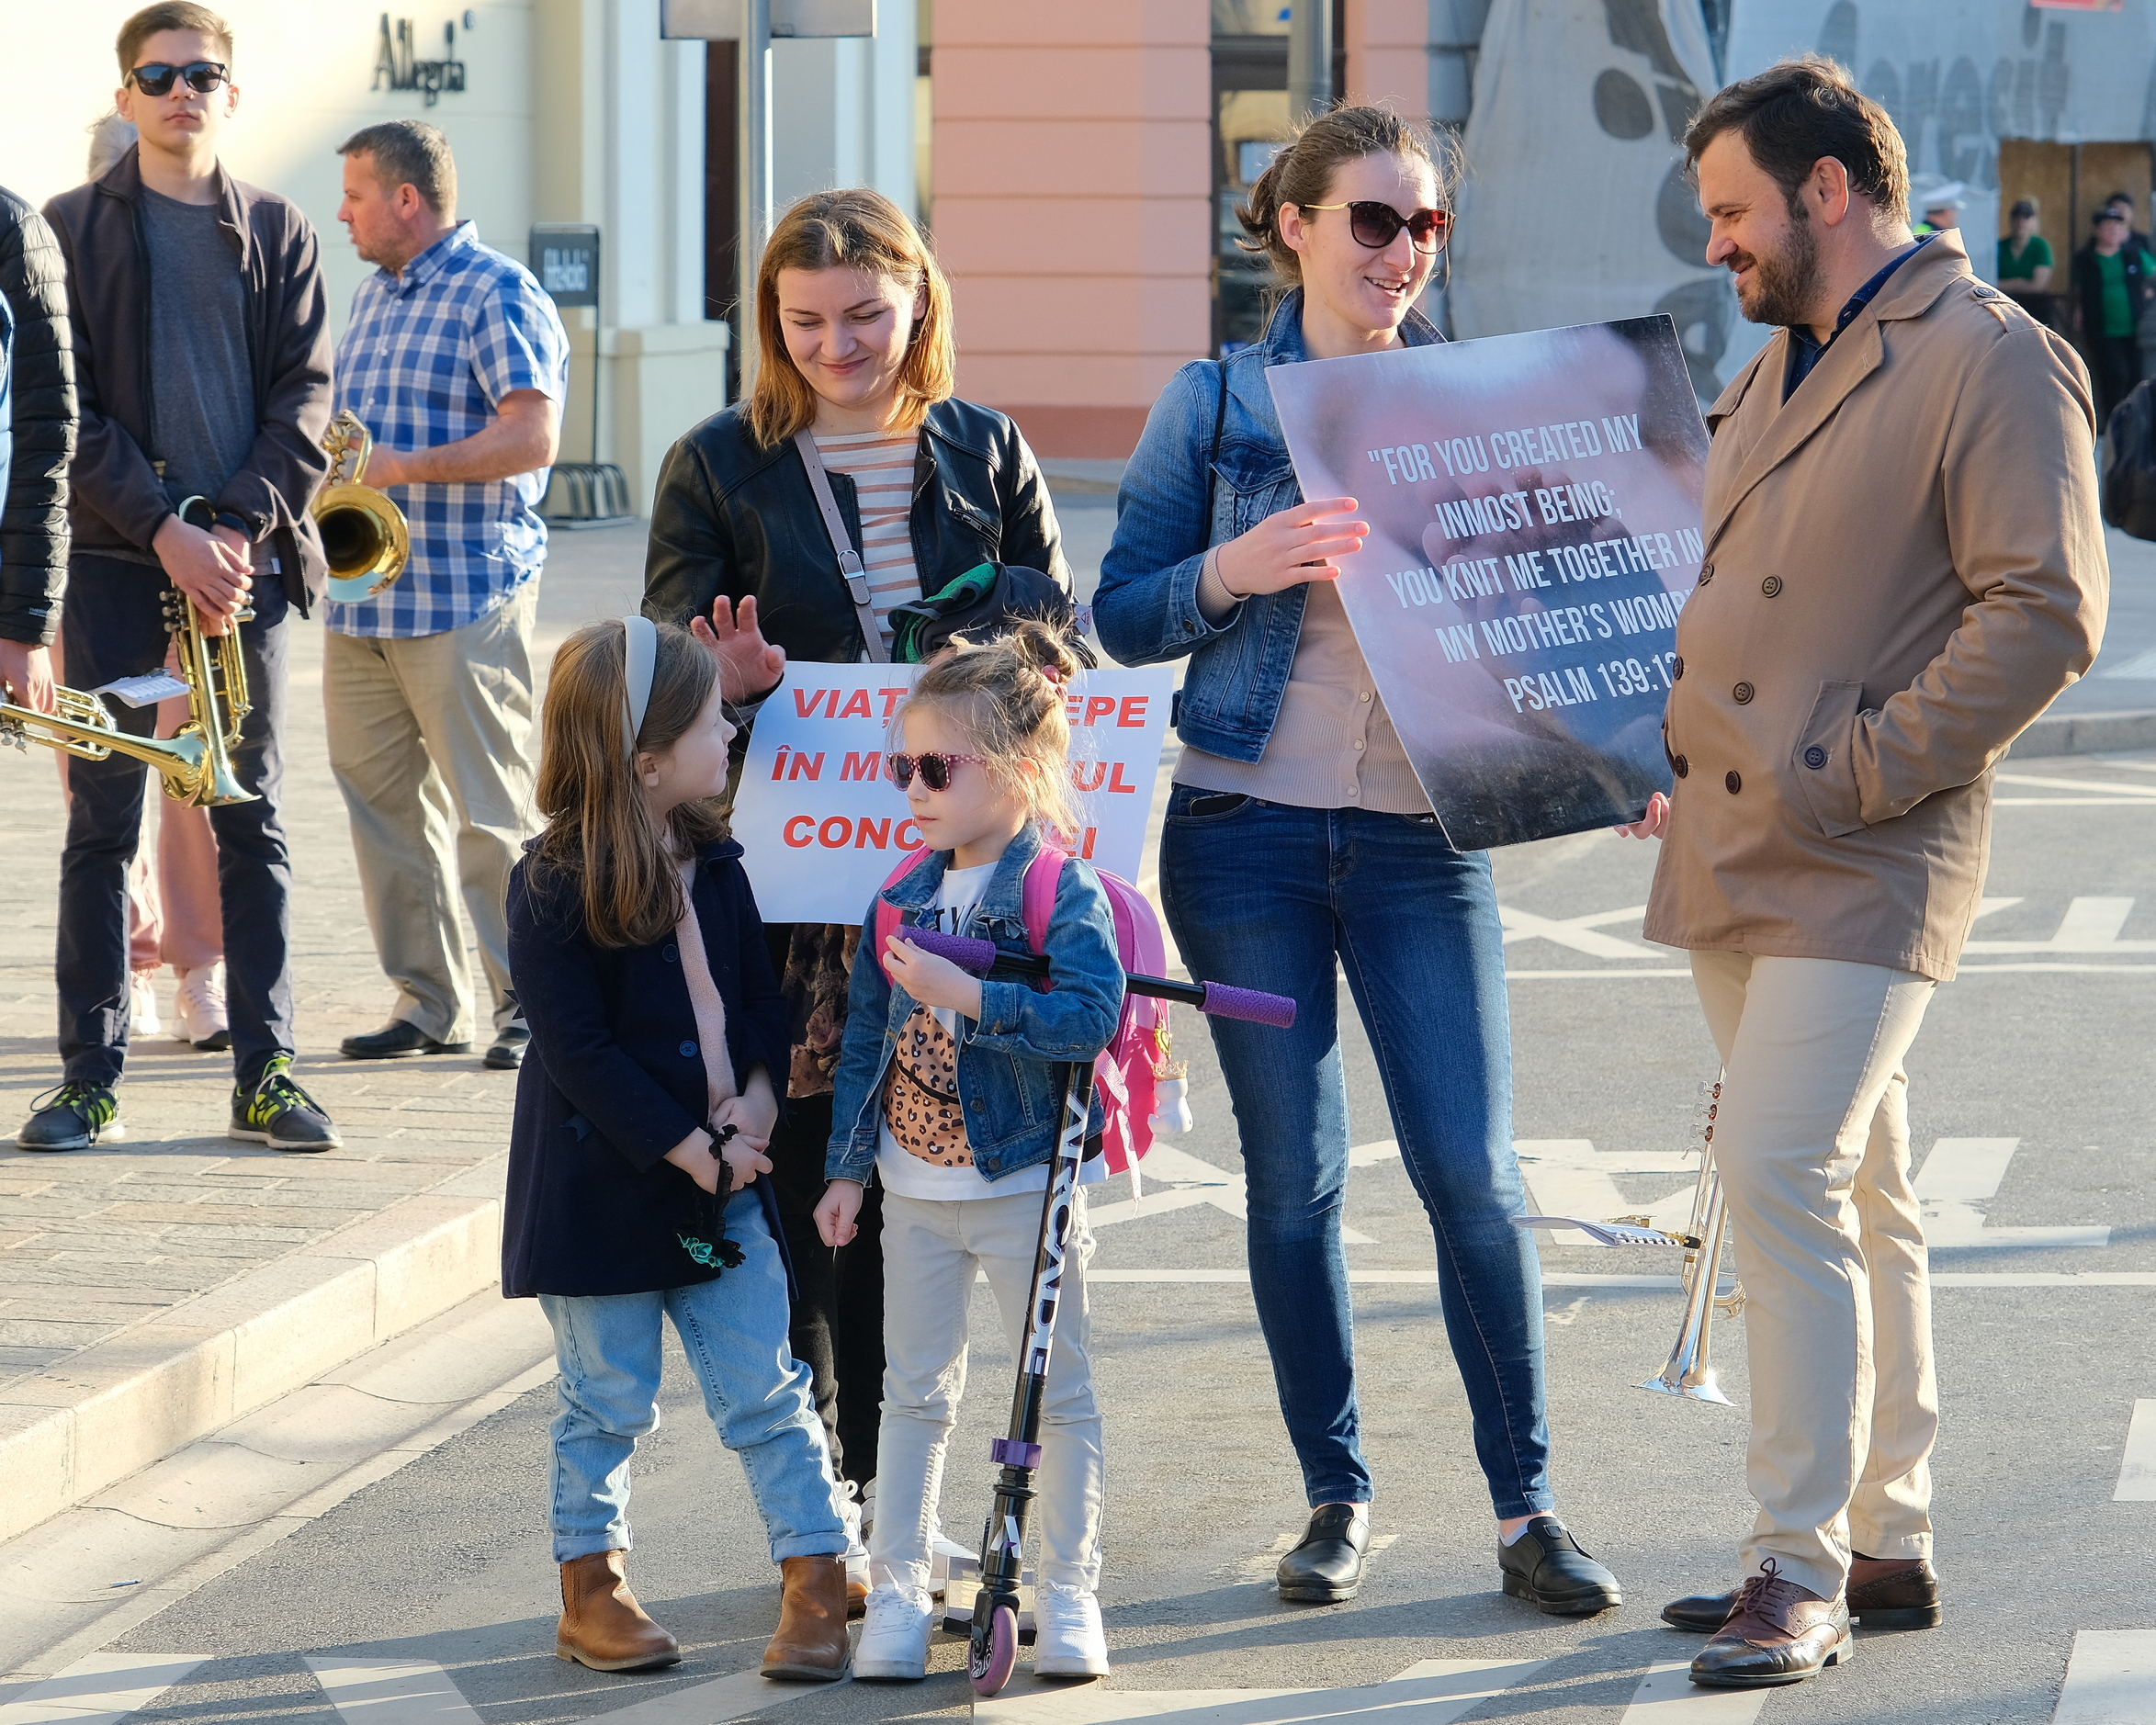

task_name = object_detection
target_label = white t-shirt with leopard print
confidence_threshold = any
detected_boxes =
[875,861,1106,1202]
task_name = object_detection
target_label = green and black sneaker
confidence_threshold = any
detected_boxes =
[17,1081,124,1151]
[231,1056,342,1152]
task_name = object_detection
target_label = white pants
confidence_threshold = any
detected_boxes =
[873,1185,1104,1595]
[1691,950,1939,1601]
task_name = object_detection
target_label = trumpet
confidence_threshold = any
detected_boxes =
[314,409,410,602]
[1635,1075,1746,1405]
[1,584,256,807]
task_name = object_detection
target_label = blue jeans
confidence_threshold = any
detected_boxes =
[537,1189,850,1563]
[1157,786,1554,1518]
[56,556,294,1088]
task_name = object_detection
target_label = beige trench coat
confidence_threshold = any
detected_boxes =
[1642,231,2108,982]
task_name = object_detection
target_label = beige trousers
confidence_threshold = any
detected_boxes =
[323,586,539,1043]
[1690,949,1939,1601]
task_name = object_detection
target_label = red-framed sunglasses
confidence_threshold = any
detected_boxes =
[1299,199,1451,254]
[887,750,986,791]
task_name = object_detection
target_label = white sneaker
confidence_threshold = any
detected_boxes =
[852,1583,932,1681]
[1034,1580,1109,1677]
[173,963,230,1051]
[129,974,162,1037]
[840,1482,869,1614]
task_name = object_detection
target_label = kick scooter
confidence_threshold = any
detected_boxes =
[897,928,1296,1696]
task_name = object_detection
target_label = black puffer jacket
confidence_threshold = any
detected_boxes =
[0,186,76,647]
[642,397,1067,662]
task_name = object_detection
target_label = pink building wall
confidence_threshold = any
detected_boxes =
[932,2,1436,459]
[931,0,1212,458]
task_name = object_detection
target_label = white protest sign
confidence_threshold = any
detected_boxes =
[731,663,1174,925]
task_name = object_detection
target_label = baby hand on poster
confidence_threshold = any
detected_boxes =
[1614,792,1670,840]
[1213,497,1370,598]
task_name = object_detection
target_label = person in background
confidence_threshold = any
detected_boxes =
[2103,190,2152,261]
[28,0,338,1154]
[1913,181,1963,235]
[326,118,569,1074]
[642,187,1070,1584]
[2072,205,2156,429]
[68,107,230,1053]
[1997,197,2055,330]
[1630,55,2105,1688]
[0,177,75,768]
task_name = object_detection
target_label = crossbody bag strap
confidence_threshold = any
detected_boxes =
[793,428,890,663]
[1204,358,1228,533]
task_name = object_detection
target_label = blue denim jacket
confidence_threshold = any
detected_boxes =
[825,821,1125,1185]
[1093,289,1442,761]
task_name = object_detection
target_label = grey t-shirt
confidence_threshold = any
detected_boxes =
[139,186,255,517]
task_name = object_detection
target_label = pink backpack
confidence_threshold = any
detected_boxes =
[873,844,1177,1178]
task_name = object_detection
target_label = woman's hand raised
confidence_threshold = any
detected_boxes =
[692,594,787,705]
[1213,497,1368,600]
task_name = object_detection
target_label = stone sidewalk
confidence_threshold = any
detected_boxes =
[0,524,648,1534]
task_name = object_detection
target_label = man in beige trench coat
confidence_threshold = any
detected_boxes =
[1621,58,2108,1689]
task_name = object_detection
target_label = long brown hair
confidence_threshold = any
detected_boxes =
[533,621,728,949]
[1237,104,1457,287]
[744,188,956,448]
[896,621,1084,836]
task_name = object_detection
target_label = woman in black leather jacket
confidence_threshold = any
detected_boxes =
[640,188,1068,1554]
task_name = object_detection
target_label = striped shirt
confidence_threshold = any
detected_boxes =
[813,429,920,647]
[329,221,570,639]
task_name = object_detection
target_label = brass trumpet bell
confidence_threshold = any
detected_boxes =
[315,409,410,603]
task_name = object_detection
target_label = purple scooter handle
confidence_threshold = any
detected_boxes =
[893,927,1297,1029]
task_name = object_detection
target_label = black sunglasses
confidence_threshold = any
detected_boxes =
[1300,199,1451,254]
[128,61,230,96]
[886,750,985,792]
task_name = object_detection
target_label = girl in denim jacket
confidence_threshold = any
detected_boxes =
[814,624,1123,1683]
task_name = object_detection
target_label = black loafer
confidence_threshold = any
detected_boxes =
[1276,1505,1370,1604]
[340,1021,471,1061]
[1498,1516,1622,1616]
[1665,1557,1941,1634]
[485,1022,530,1070]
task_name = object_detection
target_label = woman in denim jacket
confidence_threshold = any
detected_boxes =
[1094,106,1621,1616]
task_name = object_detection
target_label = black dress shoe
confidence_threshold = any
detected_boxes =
[1497,1516,1622,1615]
[1276,1505,1369,1603]
[485,1021,530,1070]
[340,1021,471,1061]
[1664,1555,1941,1634]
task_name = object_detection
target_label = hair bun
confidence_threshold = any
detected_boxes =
[1002,616,1081,684]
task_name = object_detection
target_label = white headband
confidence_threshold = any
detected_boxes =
[620,614,657,760]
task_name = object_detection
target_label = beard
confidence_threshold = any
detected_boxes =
[1727,204,1821,328]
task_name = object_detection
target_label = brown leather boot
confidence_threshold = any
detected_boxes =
[556,1550,682,1672]
[761,1554,851,1682]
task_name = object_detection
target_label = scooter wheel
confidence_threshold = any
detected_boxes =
[969,1602,1019,1697]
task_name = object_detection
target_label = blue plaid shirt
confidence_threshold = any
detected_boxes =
[329,222,570,638]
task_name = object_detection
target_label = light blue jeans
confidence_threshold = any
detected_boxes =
[537,1189,850,1563]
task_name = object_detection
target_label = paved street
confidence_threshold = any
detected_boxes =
[2,733,2151,1722]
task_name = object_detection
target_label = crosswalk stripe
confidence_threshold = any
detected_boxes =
[568,1665,831,1725]
[304,1659,485,1725]
[1618,1662,1768,1721]
[2052,1630,2156,1723]
[2115,1401,2156,1501]
[973,1657,1550,1725]
[0,1652,206,1725]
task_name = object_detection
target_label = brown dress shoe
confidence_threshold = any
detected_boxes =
[1665,1552,1943,1634]
[762,1554,851,1682]
[1690,1559,1853,1688]
[556,1550,682,1672]
[1847,1552,1943,1628]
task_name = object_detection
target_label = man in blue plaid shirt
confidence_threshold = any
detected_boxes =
[325,119,569,1071]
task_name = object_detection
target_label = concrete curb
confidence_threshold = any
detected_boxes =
[0,1154,509,1546]
[2008,708,2156,757]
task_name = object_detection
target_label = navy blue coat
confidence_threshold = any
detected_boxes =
[503,839,794,1299]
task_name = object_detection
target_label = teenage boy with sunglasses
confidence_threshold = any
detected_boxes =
[24,2,338,1152]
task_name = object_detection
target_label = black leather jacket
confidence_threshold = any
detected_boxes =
[642,397,1067,663]
[0,186,77,646]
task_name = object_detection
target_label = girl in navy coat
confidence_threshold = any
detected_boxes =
[504,617,850,1682]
